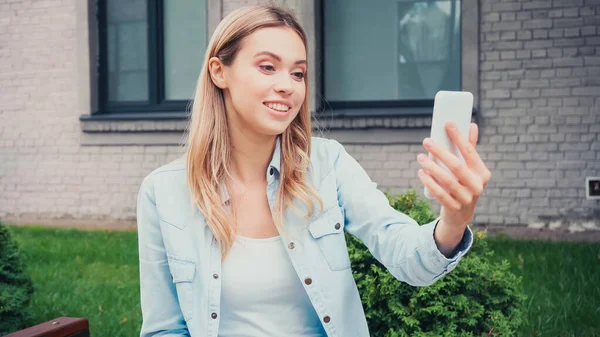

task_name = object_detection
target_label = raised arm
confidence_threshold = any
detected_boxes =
[330,139,473,286]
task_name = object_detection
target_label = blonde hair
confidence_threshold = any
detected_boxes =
[185,5,321,258]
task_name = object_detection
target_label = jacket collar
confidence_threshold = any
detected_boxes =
[219,136,281,205]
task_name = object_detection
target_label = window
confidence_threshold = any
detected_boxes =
[97,0,207,115]
[322,0,461,115]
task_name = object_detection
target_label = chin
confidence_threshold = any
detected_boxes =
[256,121,292,136]
[258,117,297,136]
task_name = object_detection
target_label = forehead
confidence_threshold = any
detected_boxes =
[239,26,307,62]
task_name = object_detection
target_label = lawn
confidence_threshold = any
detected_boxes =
[8,226,142,337]
[6,225,600,337]
[486,236,600,337]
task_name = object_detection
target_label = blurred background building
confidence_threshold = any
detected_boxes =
[0,0,598,231]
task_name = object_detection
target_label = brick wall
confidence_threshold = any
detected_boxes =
[0,0,598,229]
[476,0,600,228]
[0,0,182,224]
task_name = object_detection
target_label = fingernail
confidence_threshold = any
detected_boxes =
[423,139,432,149]
[448,121,457,130]
[417,154,426,162]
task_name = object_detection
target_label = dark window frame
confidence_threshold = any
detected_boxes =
[317,0,467,118]
[95,0,192,116]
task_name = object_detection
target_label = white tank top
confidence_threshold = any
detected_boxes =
[218,235,326,337]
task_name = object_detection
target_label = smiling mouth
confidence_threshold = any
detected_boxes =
[264,102,290,112]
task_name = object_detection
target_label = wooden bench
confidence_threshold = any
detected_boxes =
[4,317,89,337]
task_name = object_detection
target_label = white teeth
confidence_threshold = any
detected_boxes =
[265,103,290,112]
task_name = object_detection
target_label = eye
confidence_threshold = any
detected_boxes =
[259,64,275,72]
[292,72,305,80]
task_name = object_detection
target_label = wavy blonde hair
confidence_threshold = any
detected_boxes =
[185,5,321,258]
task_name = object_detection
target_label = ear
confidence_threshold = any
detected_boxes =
[208,56,228,89]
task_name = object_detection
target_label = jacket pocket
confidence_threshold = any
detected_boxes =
[168,256,195,321]
[308,206,351,271]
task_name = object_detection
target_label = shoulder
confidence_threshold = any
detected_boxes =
[308,136,350,182]
[310,136,345,159]
[310,136,353,167]
[139,155,187,192]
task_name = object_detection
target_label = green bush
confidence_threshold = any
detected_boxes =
[347,190,525,337]
[0,223,34,335]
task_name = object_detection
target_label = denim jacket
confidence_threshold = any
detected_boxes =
[136,137,473,337]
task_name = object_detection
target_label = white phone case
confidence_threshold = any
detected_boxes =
[424,91,474,200]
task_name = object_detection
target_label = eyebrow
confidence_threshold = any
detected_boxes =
[253,51,306,65]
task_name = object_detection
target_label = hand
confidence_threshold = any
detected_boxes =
[417,122,492,255]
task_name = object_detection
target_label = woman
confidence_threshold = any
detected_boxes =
[136,5,491,337]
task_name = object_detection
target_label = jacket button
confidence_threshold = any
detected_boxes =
[269,167,274,176]
[304,277,312,285]
[213,273,219,279]
[211,312,218,319]
[288,242,295,249]
[334,223,341,230]
[323,316,331,323]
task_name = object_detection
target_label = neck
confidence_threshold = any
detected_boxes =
[228,125,277,184]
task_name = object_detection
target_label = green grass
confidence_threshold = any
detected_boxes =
[6,225,600,337]
[8,225,142,337]
[487,236,600,337]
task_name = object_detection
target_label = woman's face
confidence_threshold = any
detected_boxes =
[216,27,307,138]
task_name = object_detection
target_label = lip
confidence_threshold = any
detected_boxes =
[263,101,291,119]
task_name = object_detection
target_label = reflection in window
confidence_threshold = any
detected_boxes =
[164,0,206,100]
[397,1,461,99]
[106,0,148,102]
[324,0,461,102]
[100,0,207,111]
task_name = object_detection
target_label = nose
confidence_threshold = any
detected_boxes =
[273,72,294,96]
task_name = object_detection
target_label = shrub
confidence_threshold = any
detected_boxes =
[0,223,34,335]
[346,190,525,337]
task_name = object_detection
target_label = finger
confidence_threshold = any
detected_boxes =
[464,123,492,186]
[423,138,483,195]
[417,153,472,205]
[444,122,489,176]
[418,169,461,211]
[444,121,480,167]
[468,123,478,147]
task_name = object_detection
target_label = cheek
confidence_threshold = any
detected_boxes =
[244,73,273,103]
[294,83,306,108]
[230,71,266,107]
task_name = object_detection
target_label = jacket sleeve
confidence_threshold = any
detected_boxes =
[137,175,190,336]
[330,139,473,286]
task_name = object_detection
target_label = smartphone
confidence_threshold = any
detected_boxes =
[424,91,474,200]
